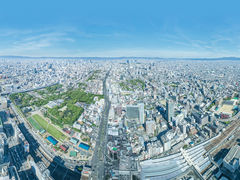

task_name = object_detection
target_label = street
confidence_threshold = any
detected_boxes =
[91,70,111,180]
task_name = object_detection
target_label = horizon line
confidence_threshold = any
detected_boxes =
[1,55,240,60]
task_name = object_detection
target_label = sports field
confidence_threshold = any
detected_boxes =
[217,104,233,115]
[32,114,67,141]
[27,117,42,131]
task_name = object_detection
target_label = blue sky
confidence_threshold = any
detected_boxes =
[0,0,240,57]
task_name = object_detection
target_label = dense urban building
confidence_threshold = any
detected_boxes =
[1,57,240,179]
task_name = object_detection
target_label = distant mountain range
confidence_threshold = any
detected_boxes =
[0,55,240,61]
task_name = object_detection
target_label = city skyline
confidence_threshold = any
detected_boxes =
[1,58,240,179]
[1,1,240,179]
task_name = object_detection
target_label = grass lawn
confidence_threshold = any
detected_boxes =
[27,117,42,131]
[32,114,67,141]
[224,121,231,125]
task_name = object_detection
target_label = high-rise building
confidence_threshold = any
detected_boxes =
[223,145,240,174]
[166,99,174,122]
[0,120,3,133]
[0,132,6,164]
[138,103,145,124]
[193,113,209,127]
[115,106,122,116]
[0,97,7,110]
[161,135,171,152]
[145,120,156,135]
[204,126,212,137]
[126,103,145,124]
[126,105,139,120]
[179,123,187,134]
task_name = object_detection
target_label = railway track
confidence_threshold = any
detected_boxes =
[205,119,240,153]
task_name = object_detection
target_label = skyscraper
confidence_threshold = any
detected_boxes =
[126,103,145,125]
[126,105,139,120]
[138,103,145,124]
[166,99,174,122]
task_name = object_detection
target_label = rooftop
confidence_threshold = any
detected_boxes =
[70,151,77,157]
[224,145,240,164]
[126,105,139,120]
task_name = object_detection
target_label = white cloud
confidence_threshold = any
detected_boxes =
[0,29,76,56]
[0,27,240,57]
